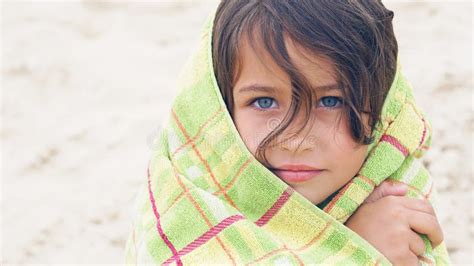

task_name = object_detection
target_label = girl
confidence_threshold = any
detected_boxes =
[125,1,450,265]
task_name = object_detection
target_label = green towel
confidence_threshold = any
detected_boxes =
[125,7,450,265]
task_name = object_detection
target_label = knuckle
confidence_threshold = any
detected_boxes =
[379,180,392,190]
[438,227,445,242]
[388,205,404,218]
[433,224,444,246]
[392,252,414,266]
[419,198,434,212]
[426,201,435,214]
[427,215,438,227]
[394,251,419,266]
[391,227,408,242]
[384,195,399,206]
[405,255,420,266]
[416,237,426,254]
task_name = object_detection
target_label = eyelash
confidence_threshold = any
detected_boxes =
[250,96,343,112]
[317,96,344,108]
[250,97,278,112]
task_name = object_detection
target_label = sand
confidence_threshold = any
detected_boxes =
[1,0,472,264]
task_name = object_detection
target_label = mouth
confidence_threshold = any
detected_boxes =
[270,164,324,183]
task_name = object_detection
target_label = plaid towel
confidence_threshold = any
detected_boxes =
[125,7,450,266]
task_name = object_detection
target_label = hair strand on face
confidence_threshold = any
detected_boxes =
[212,0,397,166]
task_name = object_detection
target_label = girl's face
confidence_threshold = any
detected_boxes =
[232,35,369,205]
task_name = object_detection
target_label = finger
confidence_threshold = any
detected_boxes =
[396,253,419,266]
[408,231,426,256]
[405,209,444,248]
[364,181,407,204]
[382,181,408,196]
[398,197,436,216]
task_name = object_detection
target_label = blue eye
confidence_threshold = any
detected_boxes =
[252,97,277,110]
[319,96,342,108]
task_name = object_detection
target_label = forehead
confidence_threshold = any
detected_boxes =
[233,32,338,90]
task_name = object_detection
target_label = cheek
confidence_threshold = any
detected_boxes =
[233,110,273,155]
[324,112,358,148]
[329,118,368,172]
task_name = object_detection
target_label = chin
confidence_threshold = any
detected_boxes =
[297,190,327,205]
[287,181,327,201]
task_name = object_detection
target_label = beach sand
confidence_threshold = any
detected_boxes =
[1,0,472,264]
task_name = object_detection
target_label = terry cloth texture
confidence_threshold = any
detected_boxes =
[125,6,450,266]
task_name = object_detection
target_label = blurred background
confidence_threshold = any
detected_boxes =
[1,0,472,264]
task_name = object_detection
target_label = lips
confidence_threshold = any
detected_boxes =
[271,164,324,183]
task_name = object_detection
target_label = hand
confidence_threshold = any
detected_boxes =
[345,180,444,266]
[363,180,408,204]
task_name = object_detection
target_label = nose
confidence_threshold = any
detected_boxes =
[278,116,317,153]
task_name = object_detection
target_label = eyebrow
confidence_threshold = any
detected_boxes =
[237,83,340,94]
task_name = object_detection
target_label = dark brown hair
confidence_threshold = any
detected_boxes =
[212,0,398,166]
